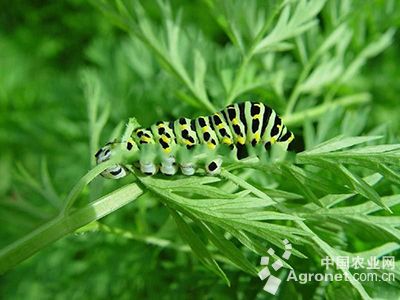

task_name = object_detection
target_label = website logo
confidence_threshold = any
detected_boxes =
[258,239,292,295]
[258,239,396,296]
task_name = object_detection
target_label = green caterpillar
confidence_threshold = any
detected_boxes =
[95,101,294,178]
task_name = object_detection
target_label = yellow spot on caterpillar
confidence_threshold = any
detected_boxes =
[270,137,277,144]
[254,132,260,141]
[161,136,169,143]
[217,124,224,129]
[222,137,232,144]
[163,147,171,153]
[207,142,215,149]
[253,114,260,119]
[237,136,246,144]
[232,118,239,125]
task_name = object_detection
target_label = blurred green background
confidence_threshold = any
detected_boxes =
[1,0,400,299]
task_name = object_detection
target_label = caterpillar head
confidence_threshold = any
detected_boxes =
[95,139,137,179]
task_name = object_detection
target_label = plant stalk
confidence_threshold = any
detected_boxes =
[0,183,143,274]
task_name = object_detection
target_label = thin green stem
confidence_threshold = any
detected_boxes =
[220,169,275,205]
[224,3,284,106]
[95,221,239,266]
[295,220,372,300]
[225,54,251,105]
[285,24,349,115]
[96,223,191,252]
[283,93,371,127]
[285,53,319,115]
[61,159,121,215]
[0,183,143,274]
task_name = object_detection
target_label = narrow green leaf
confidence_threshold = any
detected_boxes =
[169,209,230,285]
[199,222,258,276]
[299,136,382,155]
[336,164,390,212]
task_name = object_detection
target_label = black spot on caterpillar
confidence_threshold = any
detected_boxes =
[95,101,294,178]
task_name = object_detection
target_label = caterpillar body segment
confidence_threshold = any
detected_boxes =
[95,101,294,179]
[194,116,219,150]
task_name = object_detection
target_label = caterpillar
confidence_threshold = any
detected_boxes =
[95,101,294,179]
